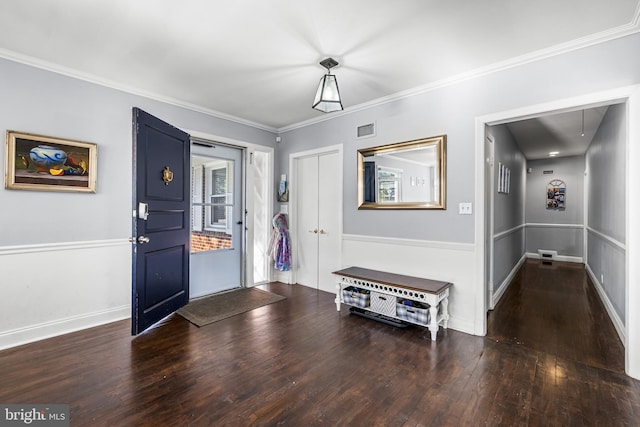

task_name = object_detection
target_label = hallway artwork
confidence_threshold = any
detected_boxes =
[546,179,566,209]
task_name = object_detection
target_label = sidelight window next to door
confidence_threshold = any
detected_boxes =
[191,155,235,253]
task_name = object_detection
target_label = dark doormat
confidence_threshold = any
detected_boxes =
[177,287,286,327]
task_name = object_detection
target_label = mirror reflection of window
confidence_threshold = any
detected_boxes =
[377,167,402,202]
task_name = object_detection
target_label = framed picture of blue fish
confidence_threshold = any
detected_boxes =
[4,130,97,193]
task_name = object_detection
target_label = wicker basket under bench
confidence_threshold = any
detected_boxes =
[333,267,451,341]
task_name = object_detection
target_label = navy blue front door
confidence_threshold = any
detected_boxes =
[131,108,190,335]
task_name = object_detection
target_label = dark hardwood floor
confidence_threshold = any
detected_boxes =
[486,259,626,373]
[1,261,639,426]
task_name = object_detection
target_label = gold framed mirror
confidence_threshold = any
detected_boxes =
[357,135,446,209]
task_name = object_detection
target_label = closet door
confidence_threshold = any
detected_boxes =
[295,152,340,292]
[317,152,340,293]
[296,155,320,288]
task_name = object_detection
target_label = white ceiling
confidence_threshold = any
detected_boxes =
[0,1,638,131]
[505,105,610,160]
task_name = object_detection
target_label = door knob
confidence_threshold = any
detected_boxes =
[138,236,150,244]
[309,229,318,234]
[319,229,326,234]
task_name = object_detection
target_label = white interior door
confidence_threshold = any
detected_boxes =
[294,150,341,293]
[317,152,340,293]
[190,142,243,297]
[296,155,319,288]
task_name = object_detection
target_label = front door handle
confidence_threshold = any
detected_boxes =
[138,236,150,244]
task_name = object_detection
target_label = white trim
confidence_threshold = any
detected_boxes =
[493,224,525,241]
[0,48,277,133]
[475,85,640,356]
[342,233,475,252]
[289,143,343,160]
[280,17,640,132]
[492,254,527,308]
[525,252,583,264]
[273,270,293,285]
[187,130,276,154]
[0,305,130,351]
[188,131,275,287]
[586,226,626,251]
[492,223,585,243]
[625,85,640,378]
[0,239,129,256]
[525,223,584,229]
[4,7,636,136]
[289,144,344,287]
[586,264,626,344]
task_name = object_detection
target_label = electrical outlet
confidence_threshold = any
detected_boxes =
[459,202,473,215]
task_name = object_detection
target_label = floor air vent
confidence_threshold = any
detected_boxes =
[538,249,557,265]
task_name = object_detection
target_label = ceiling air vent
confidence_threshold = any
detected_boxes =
[357,122,375,138]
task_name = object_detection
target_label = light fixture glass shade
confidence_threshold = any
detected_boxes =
[312,74,343,112]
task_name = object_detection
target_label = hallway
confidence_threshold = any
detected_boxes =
[487,258,625,373]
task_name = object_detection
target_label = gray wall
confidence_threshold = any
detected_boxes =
[489,124,526,288]
[277,32,640,243]
[586,102,626,322]
[0,57,276,247]
[0,55,277,348]
[525,155,585,257]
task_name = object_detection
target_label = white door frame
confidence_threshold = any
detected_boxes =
[187,129,274,288]
[484,131,495,310]
[288,144,343,286]
[474,85,640,379]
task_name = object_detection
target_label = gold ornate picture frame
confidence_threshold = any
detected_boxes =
[5,130,97,193]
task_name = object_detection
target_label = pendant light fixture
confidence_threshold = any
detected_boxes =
[312,57,343,113]
[581,109,585,137]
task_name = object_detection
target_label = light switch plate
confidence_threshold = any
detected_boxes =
[459,202,472,215]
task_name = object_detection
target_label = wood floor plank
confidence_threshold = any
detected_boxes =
[1,269,640,426]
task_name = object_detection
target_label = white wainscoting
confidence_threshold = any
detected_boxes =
[0,239,131,350]
[585,226,626,344]
[586,264,626,343]
[524,222,585,262]
[491,223,585,309]
[342,234,478,336]
[525,252,584,263]
[493,253,527,307]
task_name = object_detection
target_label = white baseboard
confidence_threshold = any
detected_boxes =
[273,270,293,284]
[0,239,131,350]
[585,264,626,344]
[0,305,130,351]
[492,253,527,309]
[526,252,583,263]
[446,317,475,336]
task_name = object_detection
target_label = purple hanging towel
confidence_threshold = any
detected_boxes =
[268,213,291,271]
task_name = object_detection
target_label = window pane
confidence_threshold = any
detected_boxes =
[191,156,234,254]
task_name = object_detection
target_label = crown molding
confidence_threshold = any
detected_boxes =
[1,6,638,136]
[279,11,640,133]
[0,48,278,134]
